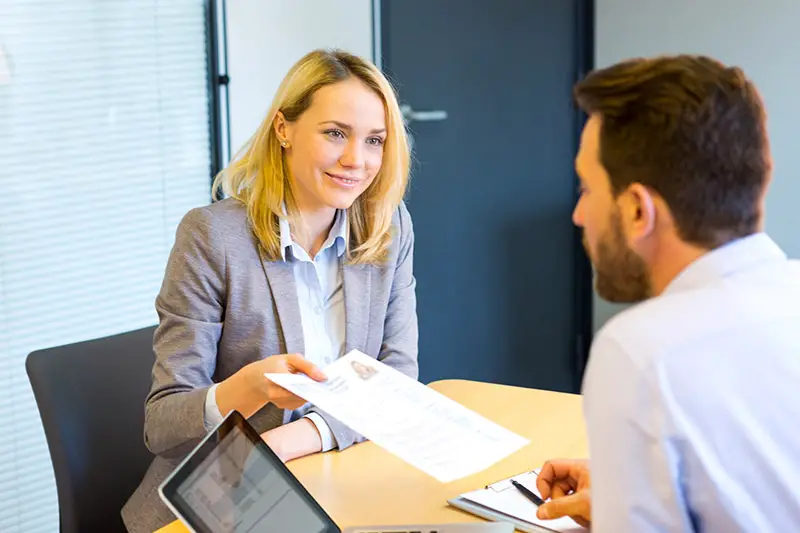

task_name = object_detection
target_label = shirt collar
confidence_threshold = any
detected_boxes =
[664,232,787,294]
[279,209,348,261]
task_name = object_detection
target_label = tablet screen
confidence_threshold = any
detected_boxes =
[163,414,337,533]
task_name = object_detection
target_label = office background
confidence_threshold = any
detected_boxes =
[1,1,798,532]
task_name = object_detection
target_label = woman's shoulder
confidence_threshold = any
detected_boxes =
[174,198,256,257]
[179,197,248,232]
[391,200,414,239]
[377,200,413,265]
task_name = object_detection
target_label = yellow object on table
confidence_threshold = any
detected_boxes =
[155,379,587,533]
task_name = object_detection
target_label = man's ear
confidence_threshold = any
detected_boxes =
[621,183,656,240]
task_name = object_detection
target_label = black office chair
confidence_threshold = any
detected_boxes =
[26,326,156,533]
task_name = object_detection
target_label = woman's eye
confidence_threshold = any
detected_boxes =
[367,136,385,146]
[325,129,345,139]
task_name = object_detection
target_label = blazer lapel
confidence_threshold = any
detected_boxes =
[261,258,305,357]
[343,262,371,355]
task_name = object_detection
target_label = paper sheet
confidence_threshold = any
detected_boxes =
[265,350,529,483]
[460,470,585,532]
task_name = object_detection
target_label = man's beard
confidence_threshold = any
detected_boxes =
[585,211,652,303]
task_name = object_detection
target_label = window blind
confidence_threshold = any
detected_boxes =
[0,1,213,531]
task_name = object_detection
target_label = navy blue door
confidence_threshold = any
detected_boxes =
[380,0,593,393]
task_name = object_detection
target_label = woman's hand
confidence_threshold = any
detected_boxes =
[217,353,327,418]
[243,353,327,409]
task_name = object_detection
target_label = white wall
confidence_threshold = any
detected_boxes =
[594,0,800,330]
[225,0,374,154]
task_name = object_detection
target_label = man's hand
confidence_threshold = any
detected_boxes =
[261,418,323,462]
[536,459,592,528]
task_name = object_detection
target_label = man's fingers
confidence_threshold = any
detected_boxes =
[537,492,590,522]
[552,484,568,500]
[556,479,573,494]
[537,459,579,497]
[537,461,558,498]
[537,481,552,499]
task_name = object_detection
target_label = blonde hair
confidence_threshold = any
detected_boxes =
[212,49,410,264]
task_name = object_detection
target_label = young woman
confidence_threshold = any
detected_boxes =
[123,49,417,533]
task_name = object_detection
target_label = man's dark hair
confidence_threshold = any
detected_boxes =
[574,55,770,248]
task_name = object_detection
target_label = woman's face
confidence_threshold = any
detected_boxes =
[276,78,387,214]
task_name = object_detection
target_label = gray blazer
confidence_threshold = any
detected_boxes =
[121,198,418,533]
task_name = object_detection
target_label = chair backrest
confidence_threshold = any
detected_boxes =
[26,326,156,533]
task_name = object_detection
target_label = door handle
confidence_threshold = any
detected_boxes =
[400,104,448,123]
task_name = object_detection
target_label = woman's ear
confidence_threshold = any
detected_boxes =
[274,111,289,144]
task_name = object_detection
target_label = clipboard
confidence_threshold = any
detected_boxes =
[447,470,585,533]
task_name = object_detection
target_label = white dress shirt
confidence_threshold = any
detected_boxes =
[203,209,347,451]
[583,233,800,532]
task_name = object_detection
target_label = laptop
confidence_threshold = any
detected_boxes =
[159,410,513,533]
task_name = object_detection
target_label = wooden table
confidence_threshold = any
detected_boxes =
[156,379,587,532]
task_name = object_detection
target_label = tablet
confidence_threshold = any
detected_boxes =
[159,410,339,533]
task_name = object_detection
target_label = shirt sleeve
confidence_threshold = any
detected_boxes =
[203,383,224,432]
[208,381,336,451]
[582,331,695,533]
[303,413,337,452]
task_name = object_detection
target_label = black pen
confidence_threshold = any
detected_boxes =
[511,479,546,506]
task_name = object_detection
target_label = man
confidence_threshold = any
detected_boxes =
[535,55,800,532]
